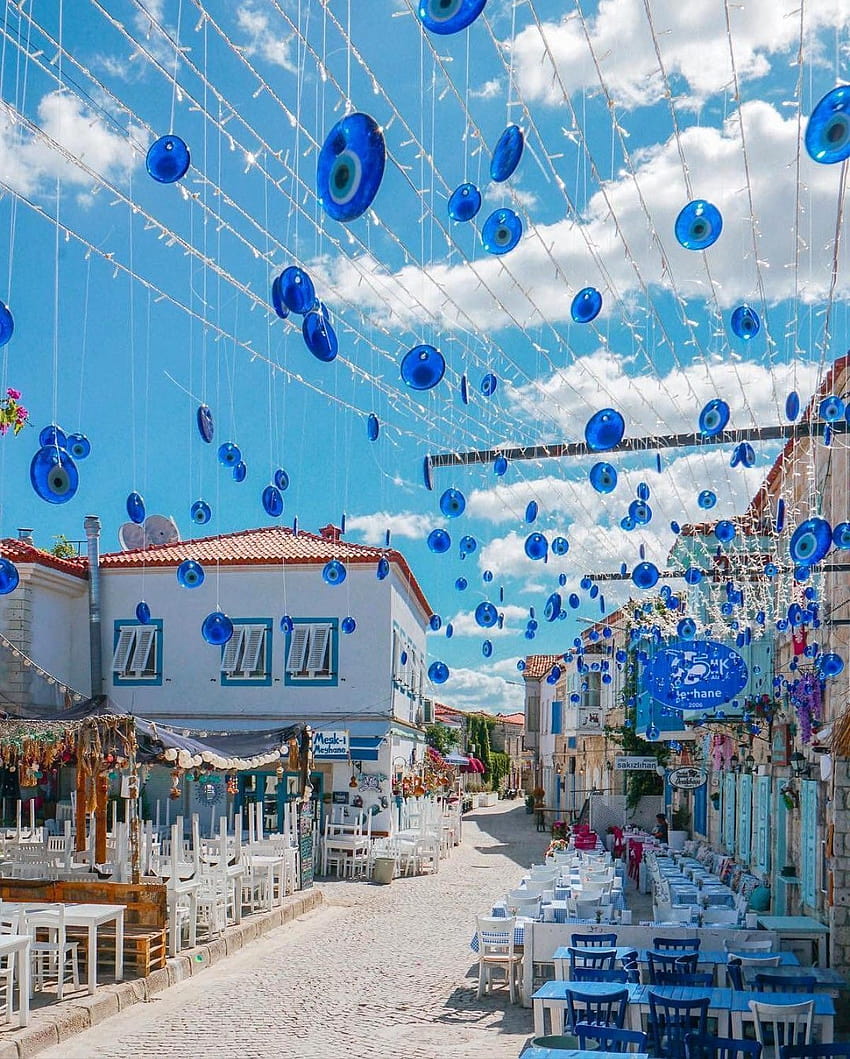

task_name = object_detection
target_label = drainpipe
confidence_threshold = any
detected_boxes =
[84,515,102,699]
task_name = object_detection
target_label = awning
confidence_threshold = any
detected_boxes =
[349,735,382,762]
[463,756,486,774]
[444,751,470,767]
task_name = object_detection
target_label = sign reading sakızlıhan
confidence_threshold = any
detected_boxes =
[667,766,708,790]
[615,756,660,771]
[312,730,349,759]
[642,640,748,711]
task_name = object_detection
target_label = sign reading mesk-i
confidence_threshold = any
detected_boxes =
[642,640,748,710]
[312,730,349,760]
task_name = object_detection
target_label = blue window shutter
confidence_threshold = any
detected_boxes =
[738,773,752,865]
[801,780,818,907]
[755,775,771,876]
[567,737,577,749]
[723,773,736,852]
[551,700,563,736]
[693,782,707,836]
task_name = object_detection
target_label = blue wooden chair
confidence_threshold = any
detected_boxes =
[647,949,699,983]
[727,958,745,991]
[565,985,628,1033]
[576,1023,648,1053]
[568,945,618,979]
[686,1033,763,1059]
[648,990,710,1059]
[654,936,701,951]
[621,949,641,984]
[754,973,817,994]
[572,931,618,948]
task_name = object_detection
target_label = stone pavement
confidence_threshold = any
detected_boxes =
[39,801,547,1059]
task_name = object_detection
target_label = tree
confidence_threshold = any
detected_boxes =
[424,723,458,756]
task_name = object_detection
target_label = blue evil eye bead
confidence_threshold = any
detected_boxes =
[675,199,722,250]
[322,559,346,585]
[490,125,524,182]
[589,462,617,493]
[524,533,548,560]
[699,398,730,437]
[786,391,800,421]
[401,344,445,390]
[366,414,380,441]
[764,561,778,577]
[788,603,804,627]
[494,455,508,477]
[218,442,241,467]
[447,181,482,221]
[677,617,697,640]
[376,557,390,580]
[427,528,451,553]
[262,485,284,517]
[196,404,214,444]
[39,424,66,448]
[440,487,466,517]
[645,724,660,742]
[201,611,234,646]
[460,373,470,405]
[474,601,498,628]
[146,134,190,183]
[190,500,211,525]
[341,616,356,634]
[135,601,151,625]
[585,408,625,451]
[481,208,522,255]
[730,304,760,340]
[444,624,453,639]
[276,266,316,315]
[632,561,659,590]
[824,424,833,447]
[775,498,786,534]
[629,500,652,525]
[67,434,91,460]
[233,460,247,483]
[459,534,477,556]
[544,593,561,622]
[176,559,205,589]
[0,558,18,595]
[480,372,498,396]
[637,482,650,502]
[455,577,468,591]
[715,520,736,543]
[571,287,603,324]
[418,0,486,34]
[819,394,845,422]
[274,468,290,492]
[730,442,756,468]
[790,516,832,565]
[551,536,569,556]
[317,112,385,222]
[428,661,450,684]
[821,653,845,677]
[683,564,705,584]
[126,491,145,524]
[805,85,850,164]
[698,490,717,510]
[482,570,493,582]
[670,521,681,535]
[0,301,13,346]
[429,614,442,631]
[620,516,635,532]
[525,500,538,523]
[280,615,294,634]
[302,303,338,362]
[833,522,850,548]
[30,447,78,504]
[482,640,493,659]
[270,274,290,320]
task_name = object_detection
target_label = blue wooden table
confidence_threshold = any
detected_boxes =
[756,915,830,967]
[552,946,798,985]
[523,1050,647,1059]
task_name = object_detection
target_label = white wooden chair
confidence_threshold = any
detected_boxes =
[748,999,813,1059]
[476,915,522,1004]
[25,904,79,1000]
[0,909,21,1022]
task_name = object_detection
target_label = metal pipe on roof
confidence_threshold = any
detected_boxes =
[84,515,102,697]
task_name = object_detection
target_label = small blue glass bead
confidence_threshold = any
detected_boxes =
[39,425,66,449]
[262,485,284,517]
[494,455,508,477]
[197,405,214,443]
[270,273,290,320]
[367,414,380,441]
[190,500,211,525]
[417,0,486,34]
[677,617,696,640]
[699,398,730,437]
[821,653,845,677]
[585,409,625,451]
[0,558,19,595]
[551,537,569,556]
[786,391,800,421]
[0,301,13,347]
[428,660,450,684]
[459,535,477,556]
[202,611,234,646]
[376,557,390,581]
[274,468,290,491]
[429,614,442,631]
[715,520,736,543]
[232,461,247,483]
[276,266,316,315]
[730,442,756,468]
[447,182,482,221]
[698,490,717,510]
[571,287,603,324]
[525,500,538,524]
[126,491,145,524]
[482,640,493,658]
[589,462,617,493]
[833,522,850,549]
[342,616,357,634]
[490,125,524,182]
[819,394,845,422]
[67,434,91,460]
[730,304,760,340]
[474,602,498,628]
[280,615,294,634]
[440,488,466,518]
[302,304,338,362]
[632,562,659,590]
[135,601,151,625]
[544,593,561,622]
[480,372,498,396]
[427,529,451,553]
[218,443,241,467]
[524,533,548,560]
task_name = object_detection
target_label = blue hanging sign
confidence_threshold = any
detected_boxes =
[642,640,748,710]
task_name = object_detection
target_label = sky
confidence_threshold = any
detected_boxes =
[0,0,848,714]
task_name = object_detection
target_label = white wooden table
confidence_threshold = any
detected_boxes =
[0,934,30,1026]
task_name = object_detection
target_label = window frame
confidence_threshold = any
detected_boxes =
[112,619,163,687]
[284,618,338,687]
[220,619,273,687]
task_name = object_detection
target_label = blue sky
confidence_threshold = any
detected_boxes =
[0,0,848,713]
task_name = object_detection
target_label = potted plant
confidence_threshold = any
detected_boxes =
[525,793,535,814]
[532,786,546,806]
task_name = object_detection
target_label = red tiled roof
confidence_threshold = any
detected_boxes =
[496,712,525,726]
[523,653,562,679]
[0,539,88,580]
[98,525,432,617]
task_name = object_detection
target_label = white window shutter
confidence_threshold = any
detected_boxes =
[112,627,135,675]
[243,625,265,673]
[288,626,309,673]
[221,628,244,675]
[392,629,400,682]
[130,627,156,676]
[306,625,330,674]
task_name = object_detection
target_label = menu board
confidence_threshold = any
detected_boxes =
[299,802,314,889]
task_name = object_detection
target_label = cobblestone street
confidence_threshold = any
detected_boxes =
[42,801,540,1059]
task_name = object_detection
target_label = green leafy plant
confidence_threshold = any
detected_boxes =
[0,388,28,436]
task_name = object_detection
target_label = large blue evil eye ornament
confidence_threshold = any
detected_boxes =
[494,455,508,477]
[459,535,477,556]
[677,617,697,640]
[262,485,284,517]
[270,274,289,320]
[197,405,214,443]
[317,113,385,223]
[429,614,442,631]
[715,520,736,543]
[475,602,498,628]
[401,344,445,390]
[819,394,845,422]
[302,304,338,362]
[274,468,290,491]
[571,287,603,324]
[674,199,722,250]
[524,533,548,560]
[629,500,652,525]
[191,500,211,525]
[440,488,466,517]
[218,442,241,467]
[67,434,91,460]
[376,557,390,580]
[684,567,702,585]
[448,182,482,221]
[589,462,617,493]
[544,593,561,622]
[176,559,205,588]
[202,611,233,646]
[233,461,247,483]
[730,442,755,468]
[30,445,79,504]
[428,661,450,684]
[699,399,730,437]
[135,601,151,625]
[490,125,524,182]
[427,529,451,553]
[126,491,145,524]
[276,266,316,315]
[525,501,538,523]
[698,490,717,510]
[632,562,659,590]
[482,208,522,255]
[280,615,294,634]
[39,424,66,448]
[786,391,800,421]
[146,135,190,183]
[551,536,569,556]
[789,517,832,566]
[0,301,13,346]
[0,558,18,595]
[367,414,380,441]
[820,653,845,677]
[805,85,850,164]
[482,640,493,659]
[481,373,498,397]
[418,0,486,34]
[730,305,760,340]
[832,522,850,549]
[585,409,625,451]
[322,559,346,585]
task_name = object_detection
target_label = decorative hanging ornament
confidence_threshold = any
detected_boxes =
[317,113,386,222]
[401,344,445,390]
[417,0,487,34]
[146,135,190,183]
[674,199,723,250]
[805,85,850,165]
[481,208,522,255]
[490,124,524,182]
[447,182,482,221]
[571,287,603,324]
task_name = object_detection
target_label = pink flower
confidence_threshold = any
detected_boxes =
[14,405,27,421]
[0,422,9,435]
[5,388,20,400]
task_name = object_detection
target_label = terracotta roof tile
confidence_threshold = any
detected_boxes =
[522,653,562,679]
[0,539,88,580]
[496,712,525,726]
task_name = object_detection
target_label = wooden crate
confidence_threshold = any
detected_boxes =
[66,924,167,978]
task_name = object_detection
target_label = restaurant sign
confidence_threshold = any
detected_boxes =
[642,640,748,711]
[615,756,660,771]
[312,730,350,760]
[667,766,708,791]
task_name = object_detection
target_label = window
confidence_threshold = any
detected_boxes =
[285,619,338,686]
[112,620,162,686]
[221,620,272,686]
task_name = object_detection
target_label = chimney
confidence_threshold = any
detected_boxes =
[16,529,33,545]
[319,524,342,543]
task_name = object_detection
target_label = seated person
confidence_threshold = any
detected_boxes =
[652,813,669,844]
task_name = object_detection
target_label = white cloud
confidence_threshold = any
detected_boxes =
[471,79,502,100]
[345,510,435,545]
[236,3,297,74]
[483,181,538,212]
[437,603,530,639]
[431,666,524,714]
